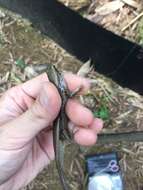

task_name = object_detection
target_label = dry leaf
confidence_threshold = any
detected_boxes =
[77,60,93,77]
[95,0,124,15]
[58,0,90,10]
[121,0,138,9]
[0,10,5,18]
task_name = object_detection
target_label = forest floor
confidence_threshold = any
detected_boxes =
[0,0,143,189]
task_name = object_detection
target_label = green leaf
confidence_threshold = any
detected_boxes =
[15,59,26,69]
[93,106,109,120]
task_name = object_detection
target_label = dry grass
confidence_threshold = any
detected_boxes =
[0,0,143,189]
[58,0,90,10]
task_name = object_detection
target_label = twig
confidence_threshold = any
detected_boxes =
[121,0,138,9]
[98,131,143,144]
[121,12,143,32]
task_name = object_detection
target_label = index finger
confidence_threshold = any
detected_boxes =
[64,73,90,93]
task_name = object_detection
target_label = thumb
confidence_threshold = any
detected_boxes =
[0,82,61,149]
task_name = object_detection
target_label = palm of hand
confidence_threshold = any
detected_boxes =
[0,84,54,189]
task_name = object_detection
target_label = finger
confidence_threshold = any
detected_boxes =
[68,121,102,146]
[21,73,48,98]
[66,99,94,126]
[0,83,61,149]
[64,73,90,93]
[74,128,97,146]
[89,118,103,134]
[0,74,48,125]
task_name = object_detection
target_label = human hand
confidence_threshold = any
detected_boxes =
[0,72,103,190]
